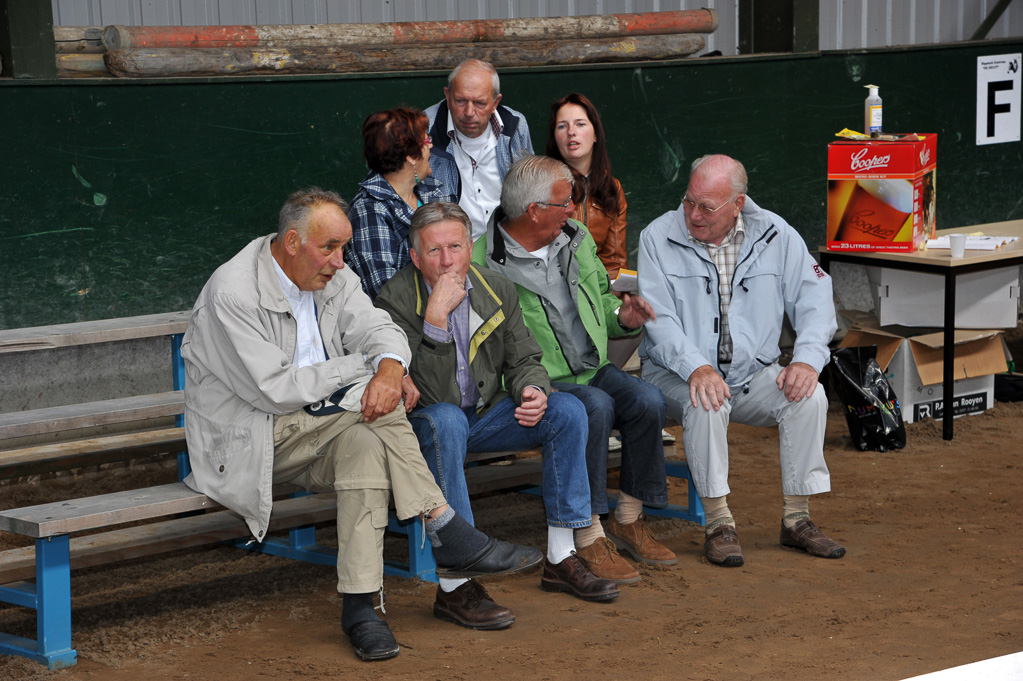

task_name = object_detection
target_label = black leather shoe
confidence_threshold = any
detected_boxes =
[434,580,515,630]
[346,620,399,661]
[435,538,543,578]
[540,554,620,602]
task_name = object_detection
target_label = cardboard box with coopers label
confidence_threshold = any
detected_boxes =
[827,134,937,252]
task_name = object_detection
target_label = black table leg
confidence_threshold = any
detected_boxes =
[942,271,956,440]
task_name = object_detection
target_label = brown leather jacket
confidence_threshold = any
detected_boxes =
[570,177,627,278]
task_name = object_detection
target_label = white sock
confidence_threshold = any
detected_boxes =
[438,576,468,593]
[547,526,576,564]
[703,495,735,533]
[573,515,605,549]
[782,494,810,528]
[614,491,644,525]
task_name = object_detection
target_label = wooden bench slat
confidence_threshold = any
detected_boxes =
[0,482,217,538]
[0,427,185,479]
[0,493,336,584]
[0,311,190,354]
[0,392,184,440]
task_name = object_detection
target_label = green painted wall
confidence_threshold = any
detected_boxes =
[1,39,1021,329]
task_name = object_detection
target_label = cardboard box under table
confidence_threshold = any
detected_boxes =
[865,265,1020,329]
[827,134,937,252]
[839,325,1007,424]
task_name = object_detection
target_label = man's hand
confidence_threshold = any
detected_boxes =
[361,358,405,422]
[689,364,731,411]
[776,362,819,402]
[617,293,657,330]
[423,271,467,328]
[402,374,421,411]
[515,386,548,427]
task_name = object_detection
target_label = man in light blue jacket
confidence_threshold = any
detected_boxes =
[638,155,844,568]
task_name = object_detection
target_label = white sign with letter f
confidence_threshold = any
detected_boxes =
[976,53,1021,146]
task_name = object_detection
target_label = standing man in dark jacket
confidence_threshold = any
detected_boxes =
[425,59,533,240]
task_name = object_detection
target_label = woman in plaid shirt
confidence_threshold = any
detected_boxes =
[345,107,457,300]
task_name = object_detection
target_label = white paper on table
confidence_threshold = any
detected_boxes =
[925,235,1019,251]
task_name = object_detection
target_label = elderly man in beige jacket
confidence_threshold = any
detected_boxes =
[181,188,540,662]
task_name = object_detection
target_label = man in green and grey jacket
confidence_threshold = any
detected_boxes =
[472,155,677,584]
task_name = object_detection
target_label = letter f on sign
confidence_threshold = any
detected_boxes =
[988,80,1014,137]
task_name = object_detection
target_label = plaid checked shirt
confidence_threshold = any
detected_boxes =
[690,215,746,364]
[343,171,456,300]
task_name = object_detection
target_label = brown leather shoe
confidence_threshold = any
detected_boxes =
[541,554,621,602]
[607,515,678,566]
[704,525,744,567]
[575,537,641,584]
[780,519,846,558]
[433,580,515,630]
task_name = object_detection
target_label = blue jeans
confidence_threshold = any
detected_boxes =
[408,392,591,529]
[554,364,668,515]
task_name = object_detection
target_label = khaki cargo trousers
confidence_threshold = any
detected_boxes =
[272,404,445,594]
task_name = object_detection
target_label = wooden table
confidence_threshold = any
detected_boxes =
[819,219,1023,440]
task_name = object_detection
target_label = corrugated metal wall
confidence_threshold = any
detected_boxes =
[820,0,1023,49]
[50,1,1023,54]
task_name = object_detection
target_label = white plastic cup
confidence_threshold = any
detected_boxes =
[948,233,967,258]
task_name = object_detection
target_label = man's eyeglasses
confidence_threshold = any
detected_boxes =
[536,199,572,210]
[682,194,738,216]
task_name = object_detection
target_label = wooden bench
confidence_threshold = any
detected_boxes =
[0,312,703,669]
[0,312,192,478]
[0,482,338,669]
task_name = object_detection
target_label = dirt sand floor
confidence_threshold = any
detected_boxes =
[1,399,1021,681]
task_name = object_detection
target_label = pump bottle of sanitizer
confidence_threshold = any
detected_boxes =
[864,85,882,137]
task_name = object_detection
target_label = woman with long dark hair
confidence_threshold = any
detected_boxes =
[546,93,627,279]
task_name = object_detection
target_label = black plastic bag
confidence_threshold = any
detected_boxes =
[827,346,906,452]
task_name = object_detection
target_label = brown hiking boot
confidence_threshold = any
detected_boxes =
[541,554,621,602]
[607,515,678,566]
[433,580,515,630]
[575,537,641,584]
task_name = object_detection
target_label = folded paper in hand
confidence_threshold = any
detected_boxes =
[611,269,638,294]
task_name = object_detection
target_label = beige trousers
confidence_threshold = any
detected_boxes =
[273,404,446,594]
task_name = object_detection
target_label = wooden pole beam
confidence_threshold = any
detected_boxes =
[104,34,707,78]
[102,9,718,50]
[104,34,708,78]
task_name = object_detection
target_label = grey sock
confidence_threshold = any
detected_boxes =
[426,508,489,567]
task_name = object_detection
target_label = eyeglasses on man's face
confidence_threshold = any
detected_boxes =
[682,194,738,216]
[536,198,572,210]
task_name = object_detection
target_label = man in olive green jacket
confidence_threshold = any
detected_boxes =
[472,155,677,583]
[377,201,619,630]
